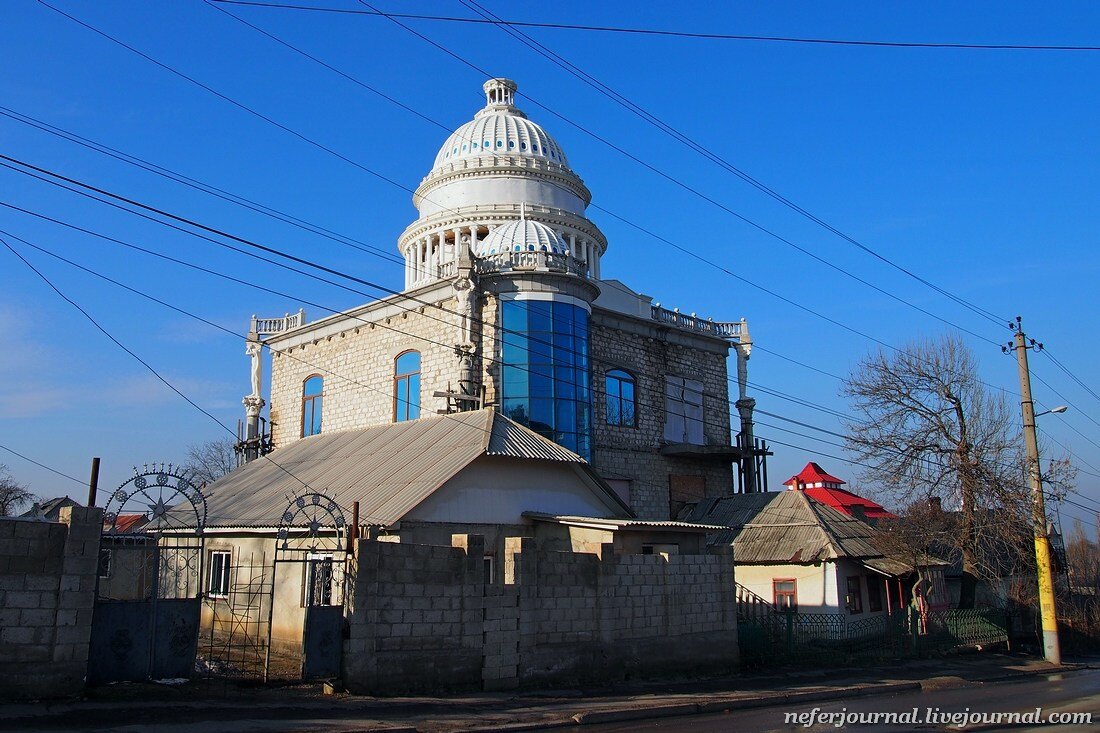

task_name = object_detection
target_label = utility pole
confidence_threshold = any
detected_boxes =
[1006,317,1060,665]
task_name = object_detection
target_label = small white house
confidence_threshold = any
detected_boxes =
[680,490,948,617]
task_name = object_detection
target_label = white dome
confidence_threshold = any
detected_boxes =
[432,79,570,170]
[474,218,569,257]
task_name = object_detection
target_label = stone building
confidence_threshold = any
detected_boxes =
[243,77,761,521]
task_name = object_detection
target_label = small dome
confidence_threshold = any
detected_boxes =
[475,218,569,257]
[432,79,570,170]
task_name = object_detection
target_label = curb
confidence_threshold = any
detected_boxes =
[461,669,1092,733]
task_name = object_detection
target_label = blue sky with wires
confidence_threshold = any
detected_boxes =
[1,1,1098,528]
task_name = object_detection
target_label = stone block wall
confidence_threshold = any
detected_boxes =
[590,312,735,519]
[0,506,103,699]
[344,536,737,694]
[269,293,466,449]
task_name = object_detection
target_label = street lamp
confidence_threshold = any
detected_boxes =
[1035,406,1069,418]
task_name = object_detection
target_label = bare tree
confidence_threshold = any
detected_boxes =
[873,500,953,602]
[182,438,237,487]
[0,464,35,516]
[843,334,1034,608]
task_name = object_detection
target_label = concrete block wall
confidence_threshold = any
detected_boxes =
[0,506,103,699]
[344,536,738,694]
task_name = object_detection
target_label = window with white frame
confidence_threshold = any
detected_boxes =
[207,550,231,597]
[664,376,704,445]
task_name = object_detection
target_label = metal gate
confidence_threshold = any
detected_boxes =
[89,464,207,684]
[273,490,348,681]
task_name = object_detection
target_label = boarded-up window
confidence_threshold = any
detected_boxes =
[669,474,706,519]
[605,479,632,507]
[664,376,704,445]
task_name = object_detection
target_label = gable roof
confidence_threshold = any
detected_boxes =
[20,496,79,519]
[192,409,629,529]
[679,490,885,563]
[785,461,845,487]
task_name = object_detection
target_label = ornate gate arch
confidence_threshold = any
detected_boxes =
[270,490,348,681]
[89,464,207,684]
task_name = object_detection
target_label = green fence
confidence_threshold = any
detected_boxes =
[738,608,1008,670]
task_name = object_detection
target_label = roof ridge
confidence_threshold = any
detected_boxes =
[797,490,845,559]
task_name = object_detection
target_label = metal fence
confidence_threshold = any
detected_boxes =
[738,608,1008,669]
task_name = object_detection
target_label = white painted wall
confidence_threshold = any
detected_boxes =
[418,175,586,218]
[404,456,621,524]
[736,560,896,617]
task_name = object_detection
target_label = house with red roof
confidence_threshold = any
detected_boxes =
[784,462,896,523]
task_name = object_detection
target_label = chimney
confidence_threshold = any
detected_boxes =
[929,496,942,513]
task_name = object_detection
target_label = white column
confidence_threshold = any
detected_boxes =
[404,244,411,288]
[593,244,600,279]
[568,232,577,259]
[470,224,479,256]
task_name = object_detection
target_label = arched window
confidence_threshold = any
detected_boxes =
[301,375,323,437]
[394,351,421,422]
[605,369,636,427]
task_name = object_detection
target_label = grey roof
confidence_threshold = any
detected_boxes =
[192,409,628,528]
[680,490,887,563]
[523,512,723,533]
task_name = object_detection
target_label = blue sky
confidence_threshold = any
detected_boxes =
[2,1,1098,530]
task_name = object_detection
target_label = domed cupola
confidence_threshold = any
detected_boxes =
[397,78,607,291]
[433,79,570,171]
[474,211,569,257]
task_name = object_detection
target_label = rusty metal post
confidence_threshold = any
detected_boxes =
[87,457,101,507]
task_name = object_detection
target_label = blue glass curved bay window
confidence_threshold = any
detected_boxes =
[501,299,592,459]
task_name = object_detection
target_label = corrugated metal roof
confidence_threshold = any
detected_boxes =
[680,490,888,563]
[523,512,722,532]
[192,409,605,529]
[487,416,586,463]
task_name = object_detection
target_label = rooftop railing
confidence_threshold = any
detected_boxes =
[251,309,305,337]
[475,250,588,278]
[651,305,745,341]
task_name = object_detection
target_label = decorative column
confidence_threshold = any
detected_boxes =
[734,319,757,492]
[242,332,266,464]
[568,232,578,260]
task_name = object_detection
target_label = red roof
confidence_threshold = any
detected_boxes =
[106,513,149,534]
[784,462,895,520]
[802,486,896,521]
[784,461,846,488]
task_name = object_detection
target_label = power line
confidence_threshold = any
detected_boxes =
[8,158,1090,487]
[0,233,390,520]
[0,442,86,487]
[0,106,406,269]
[342,0,1005,344]
[207,1,1100,52]
[0,229,700,504]
[456,0,1007,329]
[1041,347,1100,407]
[17,7,1100,462]
[32,2,1032,388]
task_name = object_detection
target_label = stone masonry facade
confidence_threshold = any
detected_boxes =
[590,310,734,519]
[266,282,736,520]
[0,506,102,699]
[344,535,738,694]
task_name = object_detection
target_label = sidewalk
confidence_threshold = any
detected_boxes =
[1,653,1092,732]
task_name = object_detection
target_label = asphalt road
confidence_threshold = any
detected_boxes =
[580,669,1100,733]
